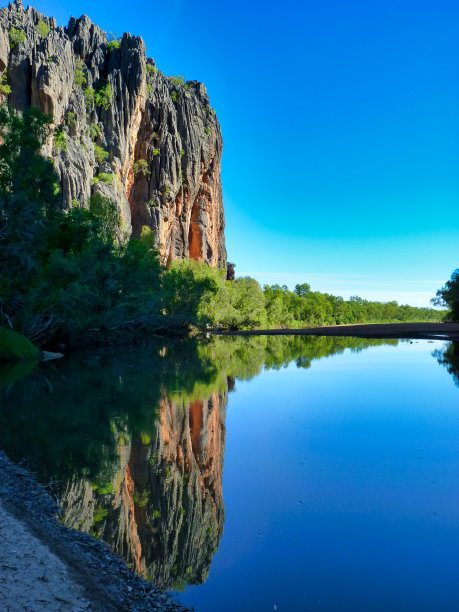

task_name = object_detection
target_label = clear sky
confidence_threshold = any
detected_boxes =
[15,0,459,306]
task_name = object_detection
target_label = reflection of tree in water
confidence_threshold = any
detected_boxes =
[435,342,459,387]
[0,334,398,589]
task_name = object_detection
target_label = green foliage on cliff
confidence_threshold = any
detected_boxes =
[74,60,87,88]
[53,125,67,151]
[433,270,459,321]
[95,83,112,110]
[35,20,50,38]
[107,40,120,51]
[83,86,95,108]
[170,75,184,86]
[94,144,108,163]
[9,27,25,48]
[0,73,11,95]
[133,159,150,177]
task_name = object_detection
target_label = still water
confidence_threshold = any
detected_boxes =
[0,336,458,611]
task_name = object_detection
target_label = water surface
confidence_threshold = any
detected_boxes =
[0,336,458,611]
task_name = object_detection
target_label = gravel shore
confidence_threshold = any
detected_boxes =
[0,451,188,611]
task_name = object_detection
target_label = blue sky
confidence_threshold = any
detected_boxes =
[17,0,459,306]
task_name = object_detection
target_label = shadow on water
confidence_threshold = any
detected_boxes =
[0,335,398,589]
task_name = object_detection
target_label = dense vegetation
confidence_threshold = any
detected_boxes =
[0,107,444,349]
[174,264,443,330]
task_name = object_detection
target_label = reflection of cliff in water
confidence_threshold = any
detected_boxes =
[59,390,226,589]
[0,334,398,589]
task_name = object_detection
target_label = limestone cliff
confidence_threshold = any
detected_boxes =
[0,0,226,266]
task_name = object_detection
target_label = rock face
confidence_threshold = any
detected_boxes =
[0,0,226,267]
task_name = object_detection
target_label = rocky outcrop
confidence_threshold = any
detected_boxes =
[0,0,226,266]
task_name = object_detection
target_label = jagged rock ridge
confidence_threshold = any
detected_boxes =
[0,0,226,267]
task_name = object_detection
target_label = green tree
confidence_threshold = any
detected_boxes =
[432,270,459,321]
[0,106,60,333]
[294,283,310,297]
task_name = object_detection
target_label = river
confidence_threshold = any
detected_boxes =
[0,336,458,611]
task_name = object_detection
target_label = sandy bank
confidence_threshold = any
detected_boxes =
[0,451,187,611]
[216,322,459,340]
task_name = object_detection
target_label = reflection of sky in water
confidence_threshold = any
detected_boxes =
[178,340,459,612]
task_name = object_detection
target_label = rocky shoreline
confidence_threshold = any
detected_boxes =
[0,450,189,611]
[215,322,459,340]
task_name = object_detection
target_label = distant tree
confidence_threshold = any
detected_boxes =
[294,283,310,297]
[432,270,459,321]
[349,296,367,305]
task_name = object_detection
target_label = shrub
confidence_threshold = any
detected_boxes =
[35,20,50,37]
[94,144,108,164]
[98,172,113,184]
[133,159,150,177]
[171,91,178,104]
[107,40,120,51]
[83,87,95,108]
[170,75,184,86]
[9,28,26,49]
[54,125,67,152]
[180,149,184,158]
[74,60,86,88]
[146,64,157,76]
[0,73,11,95]
[205,128,211,135]
[147,83,152,95]
[95,83,112,110]
[153,148,160,157]
[90,123,101,141]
